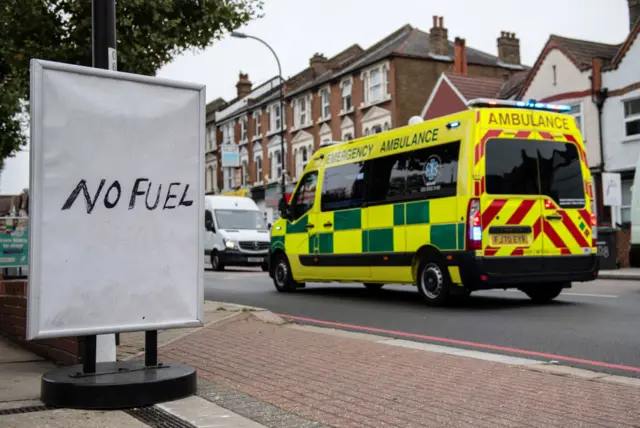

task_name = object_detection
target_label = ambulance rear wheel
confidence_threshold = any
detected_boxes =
[272,253,299,293]
[364,283,384,291]
[417,258,452,306]
[522,284,564,303]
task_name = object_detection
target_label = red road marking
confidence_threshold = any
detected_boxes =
[277,314,640,373]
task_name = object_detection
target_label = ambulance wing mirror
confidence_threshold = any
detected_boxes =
[278,197,290,220]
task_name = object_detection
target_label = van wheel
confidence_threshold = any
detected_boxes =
[364,283,384,291]
[211,251,224,271]
[261,262,269,272]
[521,284,564,303]
[272,254,299,292]
[416,257,452,306]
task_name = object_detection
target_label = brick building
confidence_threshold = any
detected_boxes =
[207,16,527,221]
[421,35,529,120]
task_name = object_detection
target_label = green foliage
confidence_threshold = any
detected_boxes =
[0,0,263,168]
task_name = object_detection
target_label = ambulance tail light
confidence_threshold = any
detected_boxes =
[590,199,598,246]
[466,198,482,251]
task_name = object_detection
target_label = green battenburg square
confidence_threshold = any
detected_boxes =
[457,223,465,250]
[393,204,405,226]
[318,233,333,254]
[367,228,394,252]
[362,230,369,252]
[286,215,308,234]
[579,222,586,231]
[271,235,285,250]
[334,209,361,231]
[431,224,457,250]
[406,201,430,225]
[308,235,316,253]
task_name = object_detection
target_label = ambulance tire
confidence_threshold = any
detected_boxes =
[522,284,564,303]
[416,257,452,306]
[364,283,384,291]
[272,253,299,292]
[211,251,225,271]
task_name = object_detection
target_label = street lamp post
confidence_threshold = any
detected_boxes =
[231,32,286,199]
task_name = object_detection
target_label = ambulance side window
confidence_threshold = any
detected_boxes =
[290,171,318,220]
[321,162,366,211]
[366,154,407,204]
[405,141,460,199]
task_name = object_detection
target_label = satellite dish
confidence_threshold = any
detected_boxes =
[408,116,424,125]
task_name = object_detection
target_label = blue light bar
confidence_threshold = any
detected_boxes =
[467,98,572,113]
[446,121,461,129]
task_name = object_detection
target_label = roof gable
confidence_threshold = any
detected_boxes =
[362,105,391,122]
[291,130,313,144]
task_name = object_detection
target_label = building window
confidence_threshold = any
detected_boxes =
[621,179,633,225]
[343,133,353,141]
[206,166,214,192]
[294,96,310,128]
[364,128,370,136]
[552,65,557,86]
[270,104,282,132]
[363,63,389,105]
[206,124,216,152]
[567,103,584,138]
[253,111,262,137]
[271,150,283,180]
[320,88,330,119]
[384,122,390,131]
[341,79,352,112]
[240,116,248,142]
[241,159,249,185]
[255,156,263,183]
[623,98,640,138]
[301,146,309,171]
[372,125,383,134]
[221,122,234,144]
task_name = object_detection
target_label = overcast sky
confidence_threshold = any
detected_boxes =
[0,0,632,194]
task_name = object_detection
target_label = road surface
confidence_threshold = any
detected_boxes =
[204,267,640,378]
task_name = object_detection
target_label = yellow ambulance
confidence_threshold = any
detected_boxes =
[268,99,599,305]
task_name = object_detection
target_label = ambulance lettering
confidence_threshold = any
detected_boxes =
[326,144,374,165]
[488,112,571,130]
[380,128,439,153]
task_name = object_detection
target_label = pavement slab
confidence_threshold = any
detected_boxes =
[159,313,640,428]
[0,408,150,428]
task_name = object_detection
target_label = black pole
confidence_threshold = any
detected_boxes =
[92,0,117,70]
[81,0,117,374]
[145,330,158,367]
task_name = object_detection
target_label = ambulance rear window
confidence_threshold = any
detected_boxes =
[485,139,585,208]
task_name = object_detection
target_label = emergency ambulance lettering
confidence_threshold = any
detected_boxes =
[488,112,571,130]
[380,128,439,153]
[326,144,374,164]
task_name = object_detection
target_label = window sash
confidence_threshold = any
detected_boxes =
[321,90,330,118]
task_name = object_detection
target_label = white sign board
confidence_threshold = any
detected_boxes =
[27,59,205,340]
[602,172,622,207]
[221,144,240,167]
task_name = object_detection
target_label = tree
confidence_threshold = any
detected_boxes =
[0,0,263,169]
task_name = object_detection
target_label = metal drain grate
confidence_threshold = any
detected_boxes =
[0,405,51,415]
[125,406,196,428]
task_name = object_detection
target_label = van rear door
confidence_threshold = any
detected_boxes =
[482,135,544,273]
[483,132,592,271]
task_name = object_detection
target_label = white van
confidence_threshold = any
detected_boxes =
[204,195,270,271]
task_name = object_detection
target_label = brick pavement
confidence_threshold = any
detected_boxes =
[159,312,640,428]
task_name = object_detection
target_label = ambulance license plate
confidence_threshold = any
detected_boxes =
[490,234,530,246]
[248,257,264,263]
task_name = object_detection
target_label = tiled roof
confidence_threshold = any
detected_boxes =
[444,72,506,100]
[495,71,529,99]
[548,35,621,68]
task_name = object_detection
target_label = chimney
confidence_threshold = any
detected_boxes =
[454,37,467,75]
[497,31,521,65]
[630,0,640,31]
[429,15,449,57]
[309,53,329,76]
[236,72,252,98]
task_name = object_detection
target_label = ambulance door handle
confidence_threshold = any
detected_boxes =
[546,215,562,221]
[306,224,315,229]
[323,222,333,228]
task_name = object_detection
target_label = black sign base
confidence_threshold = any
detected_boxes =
[40,360,197,409]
